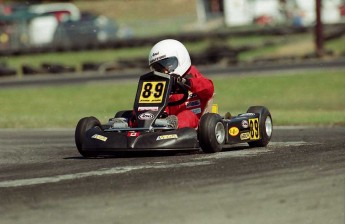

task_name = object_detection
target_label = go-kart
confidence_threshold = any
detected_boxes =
[75,71,273,157]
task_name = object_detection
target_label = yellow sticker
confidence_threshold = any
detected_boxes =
[139,81,166,103]
[211,104,218,113]
[240,132,250,140]
[229,127,239,136]
[156,134,178,141]
[249,118,260,140]
[91,134,108,142]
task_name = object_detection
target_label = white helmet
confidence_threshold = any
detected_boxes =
[148,39,191,76]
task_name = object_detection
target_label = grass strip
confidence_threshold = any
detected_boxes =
[0,70,344,128]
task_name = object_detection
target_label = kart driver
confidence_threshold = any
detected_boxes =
[147,39,214,129]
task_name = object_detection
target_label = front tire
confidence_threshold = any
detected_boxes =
[247,106,273,147]
[198,113,225,153]
[75,116,101,158]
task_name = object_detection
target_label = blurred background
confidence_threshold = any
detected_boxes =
[0,0,344,128]
[0,0,344,76]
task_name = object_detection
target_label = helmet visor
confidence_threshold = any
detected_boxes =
[150,57,178,74]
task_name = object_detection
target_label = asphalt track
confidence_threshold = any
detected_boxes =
[0,60,344,223]
[0,126,344,224]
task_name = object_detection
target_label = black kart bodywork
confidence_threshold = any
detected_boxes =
[75,71,273,157]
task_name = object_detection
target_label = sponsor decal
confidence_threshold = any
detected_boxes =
[188,92,198,99]
[229,127,239,137]
[186,100,200,108]
[149,55,166,64]
[138,112,154,120]
[239,113,256,117]
[191,108,202,114]
[240,132,250,140]
[127,132,140,137]
[249,118,260,140]
[156,134,178,141]
[138,106,159,111]
[152,52,159,57]
[241,120,249,128]
[91,134,107,142]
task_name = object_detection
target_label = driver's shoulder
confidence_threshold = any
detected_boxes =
[185,66,205,79]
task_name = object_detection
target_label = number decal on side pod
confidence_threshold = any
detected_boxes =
[249,118,260,140]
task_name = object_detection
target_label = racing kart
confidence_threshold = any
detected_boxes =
[75,71,273,157]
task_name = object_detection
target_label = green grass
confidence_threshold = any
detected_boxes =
[213,70,345,125]
[0,70,344,128]
[0,80,137,128]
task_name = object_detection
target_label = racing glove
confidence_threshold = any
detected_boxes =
[170,74,191,92]
[176,76,191,89]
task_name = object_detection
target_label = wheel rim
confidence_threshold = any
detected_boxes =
[215,122,225,144]
[265,116,273,137]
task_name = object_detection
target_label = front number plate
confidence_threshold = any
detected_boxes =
[139,81,166,103]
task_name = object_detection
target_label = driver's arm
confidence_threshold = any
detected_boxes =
[185,70,214,101]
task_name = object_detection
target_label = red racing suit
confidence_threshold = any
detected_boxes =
[166,66,214,128]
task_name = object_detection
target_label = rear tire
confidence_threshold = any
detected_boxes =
[75,116,101,158]
[247,106,273,147]
[198,113,225,153]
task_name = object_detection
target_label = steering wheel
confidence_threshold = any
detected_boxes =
[168,75,189,106]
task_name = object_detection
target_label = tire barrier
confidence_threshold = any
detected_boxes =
[0,65,16,77]
[2,24,345,77]
[22,63,76,75]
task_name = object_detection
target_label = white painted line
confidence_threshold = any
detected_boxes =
[196,148,271,160]
[196,141,315,160]
[0,161,212,188]
[268,141,316,147]
[273,126,318,130]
